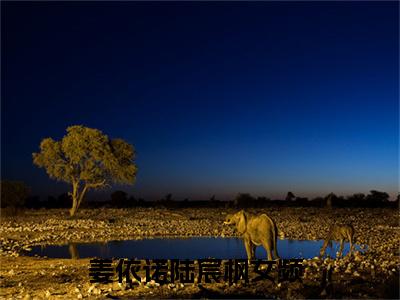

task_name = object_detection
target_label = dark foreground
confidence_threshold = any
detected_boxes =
[0,207,399,299]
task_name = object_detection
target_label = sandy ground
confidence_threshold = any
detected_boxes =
[0,207,399,299]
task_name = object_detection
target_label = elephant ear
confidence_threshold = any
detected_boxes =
[237,210,247,234]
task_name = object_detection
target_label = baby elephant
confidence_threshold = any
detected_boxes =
[224,210,279,260]
[319,224,354,258]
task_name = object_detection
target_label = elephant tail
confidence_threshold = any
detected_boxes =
[273,221,280,259]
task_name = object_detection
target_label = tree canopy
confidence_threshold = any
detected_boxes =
[33,125,137,216]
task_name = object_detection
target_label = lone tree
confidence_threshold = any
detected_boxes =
[325,192,336,209]
[285,191,295,202]
[33,125,137,216]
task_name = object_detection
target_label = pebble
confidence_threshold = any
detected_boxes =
[87,285,95,294]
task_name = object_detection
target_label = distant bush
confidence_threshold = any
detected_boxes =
[234,193,255,208]
[1,181,29,213]
[25,195,42,209]
[365,190,389,206]
[111,190,128,207]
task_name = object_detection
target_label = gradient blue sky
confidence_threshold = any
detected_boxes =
[2,2,399,200]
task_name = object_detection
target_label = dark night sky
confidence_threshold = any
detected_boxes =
[1,2,398,200]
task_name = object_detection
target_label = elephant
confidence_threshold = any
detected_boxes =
[223,210,280,260]
[319,224,354,258]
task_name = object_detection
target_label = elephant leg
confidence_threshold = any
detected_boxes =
[349,237,353,255]
[251,244,257,260]
[273,239,280,260]
[262,240,273,261]
[243,236,252,261]
[338,239,344,258]
[348,234,354,255]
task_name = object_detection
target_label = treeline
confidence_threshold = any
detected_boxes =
[104,191,399,209]
[1,180,398,210]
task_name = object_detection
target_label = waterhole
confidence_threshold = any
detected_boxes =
[26,237,364,259]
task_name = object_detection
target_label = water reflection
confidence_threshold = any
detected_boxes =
[68,243,79,259]
[28,237,363,259]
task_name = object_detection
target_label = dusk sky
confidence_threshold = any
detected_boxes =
[2,2,398,200]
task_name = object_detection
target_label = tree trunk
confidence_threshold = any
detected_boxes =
[70,195,78,217]
[77,185,88,210]
[69,181,79,217]
[69,182,89,217]
[69,180,105,216]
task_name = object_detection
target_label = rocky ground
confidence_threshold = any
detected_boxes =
[0,207,399,299]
